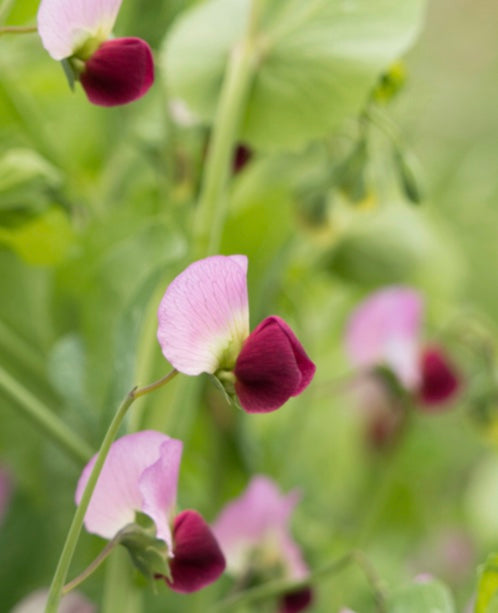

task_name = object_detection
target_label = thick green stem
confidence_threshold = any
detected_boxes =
[193,1,263,257]
[45,370,177,613]
[0,365,93,464]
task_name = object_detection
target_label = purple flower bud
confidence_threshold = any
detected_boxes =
[418,346,460,408]
[234,316,316,413]
[80,38,154,106]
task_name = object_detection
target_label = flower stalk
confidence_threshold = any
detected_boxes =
[45,370,177,613]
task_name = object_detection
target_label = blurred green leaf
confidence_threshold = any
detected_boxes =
[388,577,455,613]
[476,554,498,613]
[164,0,427,150]
[0,207,74,266]
[393,145,424,204]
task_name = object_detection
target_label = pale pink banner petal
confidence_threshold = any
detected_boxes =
[157,255,249,375]
[212,475,299,575]
[346,287,423,389]
[38,0,123,60]
[76,431,178,540]
[139,438,183,551]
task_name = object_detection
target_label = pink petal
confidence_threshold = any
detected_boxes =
[346,287,423,389]
[234,316,315,413]
[157,255,249,375]
[166,510,225,593]
[139,438,182,551]
[232,144,252,173]
[279,588,313,613]
[38,0,122,60]
[80,38,154,106]
[76,431,182,545]
[212,476,300,576]
[418,346,460,408]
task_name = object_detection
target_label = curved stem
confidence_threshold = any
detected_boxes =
[45,370,177,613]
[193,0,263,257]
[209,549,387,612]
[0,365,93,464]
[63,534,121,595]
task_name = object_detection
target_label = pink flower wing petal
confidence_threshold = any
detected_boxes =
[346,287,423,389]
[38,0,123,60]
[157,255,249,375]
[80,37,154,106]
[234,316,315,413]
[418,346,461,408]
[166,510,225,593]
[212,475,299,574]
[75,431,178,540]
[139,438,183,551]
[12,589,96,613]
[279,587,313,613]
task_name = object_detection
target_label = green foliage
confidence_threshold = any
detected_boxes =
[477,554,498,613]
[163,0,427,149]
[388,577,455,613]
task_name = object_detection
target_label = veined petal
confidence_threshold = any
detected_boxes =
[139,438,182,551]
[76,431,181,543]
[346,287,423,389]
[212,475,300,575]
[38,0,122,60]
[157,255,249,375]
[234,316,315,413]
[80,37,154,106]
[167,510,225,593]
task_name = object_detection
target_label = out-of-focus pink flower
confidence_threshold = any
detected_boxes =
[0,466,12,526]
[76,431,225,593]
[157,256,315,413]
[346,287,460,409]
[12,588,95,613]
[212,475,312,613]
[37,0,154,106]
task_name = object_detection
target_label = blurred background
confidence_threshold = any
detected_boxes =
[1,0,498,611]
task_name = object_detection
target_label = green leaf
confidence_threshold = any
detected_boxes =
[476,554,498,613]
[0,207,74,266]
[393,145,424,204]
[388,577,455,613]
[163,0,427,150]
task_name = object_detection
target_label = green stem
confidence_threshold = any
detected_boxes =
[193,0,263,257]
[102,548,143,613]
[63,534,121,595]
[45,370,177,613]
[0,24,37,35]
[0,365,93,464]
[210,550,387,612]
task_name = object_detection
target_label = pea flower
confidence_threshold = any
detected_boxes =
[37,0,154,106]
[212,475,313,613]
[76,431,225,593]
[157,255,315,413]
[346,286,460,409]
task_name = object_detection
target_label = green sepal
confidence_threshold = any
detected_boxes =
[117,513,172,582]
[209,372,236,407]
[60,59,76,91]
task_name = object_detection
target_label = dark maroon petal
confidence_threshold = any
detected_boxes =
[418,346,460,408]
[166,510,225,593]
[234,316,316,413]
[232,144,252,173]
[279,587,313,613]
[80,37,154,107]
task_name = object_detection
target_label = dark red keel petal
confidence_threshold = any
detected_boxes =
[80,37,154,107]
[418,346,460,408]
[167,510,225,593]
[234,316,315,413]
[279,587,313,613]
